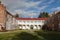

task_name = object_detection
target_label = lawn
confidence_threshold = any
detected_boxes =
[0,30,60,40]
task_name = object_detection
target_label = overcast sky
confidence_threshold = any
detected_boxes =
[0,0,60,18]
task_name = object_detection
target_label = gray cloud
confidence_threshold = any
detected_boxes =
[51,7,60,11]
[0,0,50,18]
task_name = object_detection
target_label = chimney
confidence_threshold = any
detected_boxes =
[0,1,1,5]
[0,1,1,3]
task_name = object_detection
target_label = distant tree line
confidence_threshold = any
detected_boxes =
[14,13,19,18]
[14,12,49,18]
[38,12,49,18]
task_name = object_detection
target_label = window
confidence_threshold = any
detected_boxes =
[31,20,33,23]
[58,23,60,27]
[58,15,60,19]
[23,21,25,23]
[41,20,44,23]
[35,20,37,23]
[19,21,21,22]
[27,21,29,23]
[38,20,41,22]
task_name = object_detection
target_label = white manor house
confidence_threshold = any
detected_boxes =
[16,18,48,30]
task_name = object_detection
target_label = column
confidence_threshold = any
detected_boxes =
[37,25,40,29]
[34,25,37,29]
[28,25,30,29]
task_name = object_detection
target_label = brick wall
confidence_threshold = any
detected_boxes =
[47,12,60,31]
[0,2,6,31]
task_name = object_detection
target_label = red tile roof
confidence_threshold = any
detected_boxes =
[16,18,48,20]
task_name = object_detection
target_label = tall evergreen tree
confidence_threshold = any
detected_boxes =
[14,13,19,18]
[38,12,49,18]
[45,12,49,17]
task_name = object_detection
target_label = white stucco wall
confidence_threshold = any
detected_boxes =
[17,20,46,30]
[6,15,17,30]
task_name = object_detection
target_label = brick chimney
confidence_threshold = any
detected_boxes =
[0,1,1,5]
[0,1,1,3]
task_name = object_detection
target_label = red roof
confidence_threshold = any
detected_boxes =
[16,18,48,20]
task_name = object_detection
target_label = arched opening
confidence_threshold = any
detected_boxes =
[38,25,41,27]
[27,25,29,28]
[27,25,29,26]
[23,25,25,27]
[18,24,22,29]
[26,25,30,29]
[35,25,37,27]
[37,25,41,29]
[22,25,26,29]
[35,25,38,29]
[30,25,33,29]
[18,24,22,26]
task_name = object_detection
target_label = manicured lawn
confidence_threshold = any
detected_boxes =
[0,30,60,40]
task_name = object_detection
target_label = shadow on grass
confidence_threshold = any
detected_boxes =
[1,30,60,40]
[35,31,60,40]
[12,32,43,40]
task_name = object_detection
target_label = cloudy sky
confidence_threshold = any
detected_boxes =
[0,0,60,18]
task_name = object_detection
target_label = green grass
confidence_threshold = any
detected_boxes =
[0,30,60,40]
